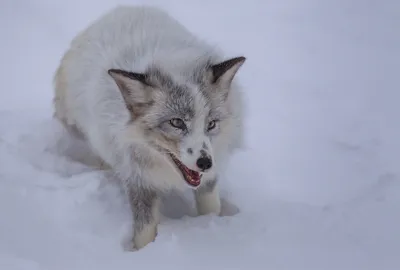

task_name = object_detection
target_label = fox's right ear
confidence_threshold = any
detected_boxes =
[108,69,153,115]
[210,56,246,89]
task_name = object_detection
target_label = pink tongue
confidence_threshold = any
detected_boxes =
[190,171,200,180]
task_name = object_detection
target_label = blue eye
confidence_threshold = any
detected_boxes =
[169,118,186,130]
[207,120,217,131]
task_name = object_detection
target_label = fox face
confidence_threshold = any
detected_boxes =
[108,56,245,188]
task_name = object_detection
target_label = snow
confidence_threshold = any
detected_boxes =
[1,0,400,269]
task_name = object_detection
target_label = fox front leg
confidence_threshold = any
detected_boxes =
[128,186,160,250]
[194,178,221,216]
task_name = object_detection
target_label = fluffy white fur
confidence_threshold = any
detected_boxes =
[53,5,246,250]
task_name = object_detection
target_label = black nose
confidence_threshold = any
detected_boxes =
[196,156,212,171]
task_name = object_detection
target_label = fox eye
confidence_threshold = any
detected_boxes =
[207,120,217,131]
[169,118,186,129]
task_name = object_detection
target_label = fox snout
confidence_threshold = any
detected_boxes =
[196,150,212,171]
[180,139,214,173]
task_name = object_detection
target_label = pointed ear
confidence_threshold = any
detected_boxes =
[210,56,246,89]
[108,69,153,115]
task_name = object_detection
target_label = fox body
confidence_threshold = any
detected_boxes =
[53,5,246,250]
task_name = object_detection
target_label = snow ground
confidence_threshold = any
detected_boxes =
[1,0,400,269]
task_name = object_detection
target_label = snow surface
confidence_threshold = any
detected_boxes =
[1,0,400,269]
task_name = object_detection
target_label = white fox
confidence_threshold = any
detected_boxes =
[53,5,246,250]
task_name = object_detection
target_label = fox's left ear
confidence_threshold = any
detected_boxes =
[210,56,246,90]
[108,69,154,117]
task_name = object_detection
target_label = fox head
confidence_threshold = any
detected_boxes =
[108,56,246,188]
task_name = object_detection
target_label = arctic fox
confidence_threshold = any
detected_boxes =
[53,5,246,250]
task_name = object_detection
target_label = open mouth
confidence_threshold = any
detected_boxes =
[169,154,202,187]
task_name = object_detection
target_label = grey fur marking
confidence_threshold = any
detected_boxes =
[165,86,195,120]
[187,148,193,154]
[128,186,158,232]
[200,149,208,157]
[145,66,177,89]
[147,67,196,120]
